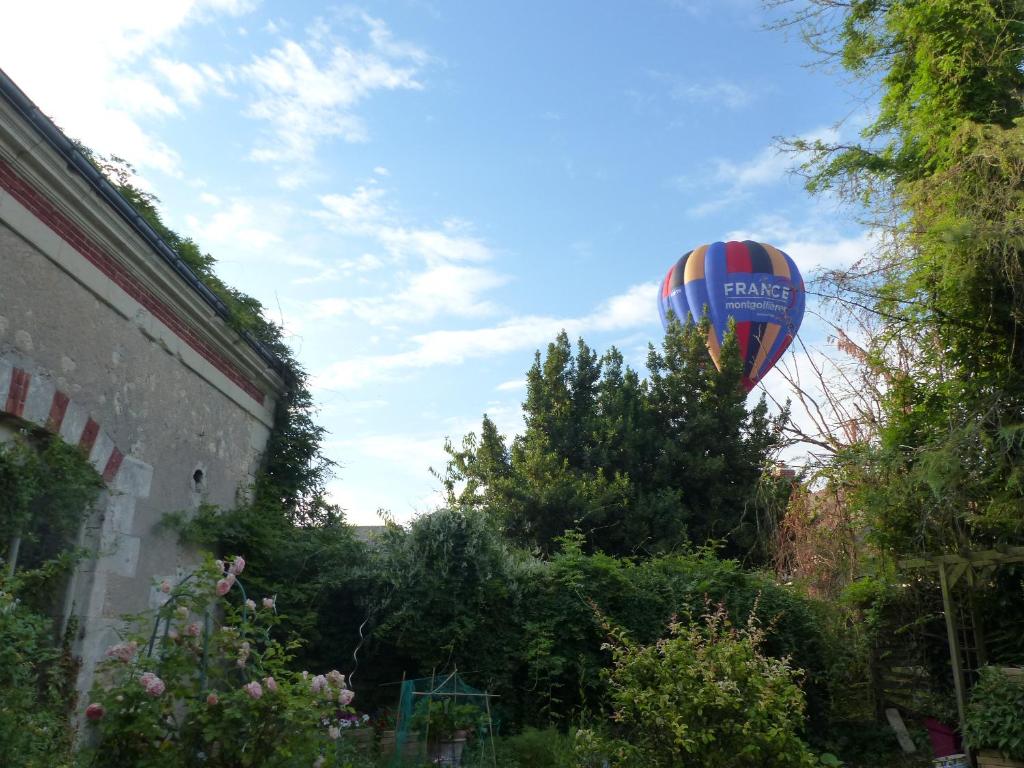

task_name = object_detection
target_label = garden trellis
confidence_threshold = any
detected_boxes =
[900,545,1024,758]
[389,668,497,767]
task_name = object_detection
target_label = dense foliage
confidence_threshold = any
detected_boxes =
[81,557,367,768]
[360,509,836,733]
[442,321,787,560]
[964,666,1024,759]
[0,560,80,768]
[784,0,1024,555]
[577,607,817,768]
[0,435,103,574]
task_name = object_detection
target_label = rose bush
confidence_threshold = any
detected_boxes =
[81,556,368,768]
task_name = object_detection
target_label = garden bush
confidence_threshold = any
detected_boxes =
[964,666,1024,759]
[80,556,371,768]
[576,605,818,768]
[0,559,78,768]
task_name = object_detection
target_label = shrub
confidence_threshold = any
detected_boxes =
[80,556,367,768]
[577,605,817,768]
[484,727,576,768]
[0,560,78,768]
[964,666,1024,759]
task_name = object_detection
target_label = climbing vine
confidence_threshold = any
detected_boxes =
[0,433,103,575]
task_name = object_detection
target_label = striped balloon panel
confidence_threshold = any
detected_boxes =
[657,240,804,391]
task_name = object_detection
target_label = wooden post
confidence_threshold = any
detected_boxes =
[939,563,970,760]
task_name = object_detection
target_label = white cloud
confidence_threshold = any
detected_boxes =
[310,263,508,324]
[152,58,226,105]
[313,281,660,390]
[686,126,840,217]
[185,200,284,252]
[319,186,388,229]
[652,70,754,110]
[292,253,384,285]
[725,214,877,271]
[496,379,526,391]
[2,0,251,175]
[309,184,508,323]
[240,15,426,175]
[377,225,493,266]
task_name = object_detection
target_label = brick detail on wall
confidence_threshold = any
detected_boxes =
[0,159,266,405]
[0,364,131,487]
[4,367,30,416]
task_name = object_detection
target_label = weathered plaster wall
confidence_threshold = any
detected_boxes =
[0,217,273,695]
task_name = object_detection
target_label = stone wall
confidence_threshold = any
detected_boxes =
[0,77,287,700]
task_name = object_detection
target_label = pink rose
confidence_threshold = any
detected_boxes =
[243,681,262,699]
[215,559,225,572]
[229,556,245,576]
[207,692,219,706]
[85,703,105,721]
[104,641,137,662]
[262,597,275,609]
[245,598,256,610]
[327,669,345,688]
[186,622,201,637]
[311,674,327,694]
[159,579,172,594]
[264,676,278,693]
[338,688,354,706]
[140,673,165,697]
[216,578,233,596]
[328,726,340,741]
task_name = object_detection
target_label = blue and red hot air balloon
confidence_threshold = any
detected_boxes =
[658,240,805,392]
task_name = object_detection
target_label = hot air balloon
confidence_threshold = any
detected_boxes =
[657,240,805,392]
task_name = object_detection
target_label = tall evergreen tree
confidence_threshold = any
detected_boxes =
[443,321,785,559]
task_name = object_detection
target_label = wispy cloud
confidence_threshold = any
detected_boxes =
[725,213,877,271]
[651,70,755,110]
[240,14,427,184]
[313,281,659,390]
[684,126,839,216]
[2,0,253,175]
[185,200,285,252]
[152,58,227,105]
[307,185,508,324]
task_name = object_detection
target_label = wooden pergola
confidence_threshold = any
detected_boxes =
[899,545,1024,752]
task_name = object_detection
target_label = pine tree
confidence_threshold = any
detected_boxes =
[443,321,784,559]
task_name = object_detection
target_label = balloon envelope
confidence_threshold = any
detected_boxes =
[658,240,805,391]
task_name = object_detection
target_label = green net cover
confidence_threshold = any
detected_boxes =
[389,671,495,767]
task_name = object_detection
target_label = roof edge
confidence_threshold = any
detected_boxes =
[0,67,292,383]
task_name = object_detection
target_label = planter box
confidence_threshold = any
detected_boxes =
[978,750,1024,768]
[340,727,375,751]
[377,729,396,756]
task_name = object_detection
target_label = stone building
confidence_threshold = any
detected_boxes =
[0,69,289,698]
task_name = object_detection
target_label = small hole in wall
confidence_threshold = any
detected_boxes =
[191,468,205,492]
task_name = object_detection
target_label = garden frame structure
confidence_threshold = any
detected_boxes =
[900,545,1024,756]
[390,667,498,768]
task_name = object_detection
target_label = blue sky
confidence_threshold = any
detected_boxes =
[3,0,871,523]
